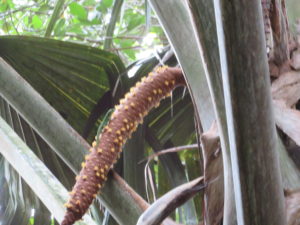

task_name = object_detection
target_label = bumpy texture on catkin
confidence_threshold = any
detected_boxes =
[61,67,185,225]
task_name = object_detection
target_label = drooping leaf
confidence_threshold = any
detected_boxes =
[136,177,204,225]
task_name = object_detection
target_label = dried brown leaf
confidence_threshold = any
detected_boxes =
[272,71,300,106]
[291,50,300,70]
[286,189,300,225]
[200,122,223,225]
[273,101,300,146]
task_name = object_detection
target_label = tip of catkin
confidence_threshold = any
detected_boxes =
[61,209,81,225]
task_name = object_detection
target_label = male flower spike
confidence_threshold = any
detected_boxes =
[61,67,185,225]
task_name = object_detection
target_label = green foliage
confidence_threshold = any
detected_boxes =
[0,0,167,63]
[124,9,145,31]
[32,15,43,29]
[102,0,113,8]
[97,0,113,12]
[68,2,87,20]
[53,18,66,36]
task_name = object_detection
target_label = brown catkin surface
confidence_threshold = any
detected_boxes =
[61,67,185,225]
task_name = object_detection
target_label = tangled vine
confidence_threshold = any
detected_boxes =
[61,66,185,225]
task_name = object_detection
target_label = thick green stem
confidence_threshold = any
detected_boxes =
[214,1,286,224]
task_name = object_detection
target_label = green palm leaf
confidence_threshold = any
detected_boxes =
[0,35,126,135]
[0,116,96,225]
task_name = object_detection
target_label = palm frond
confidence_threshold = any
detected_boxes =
[0,116,96,225]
